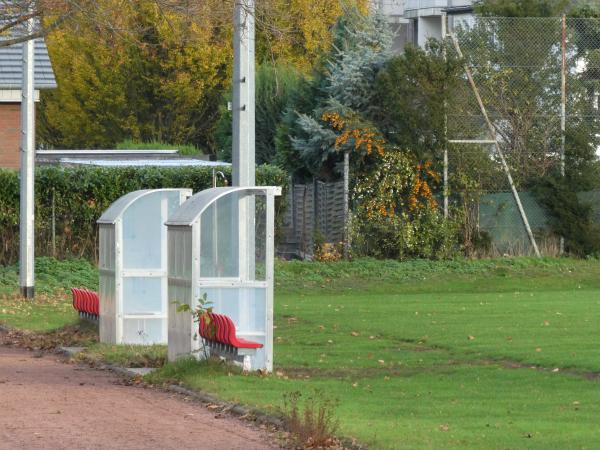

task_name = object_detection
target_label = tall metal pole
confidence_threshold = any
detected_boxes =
[232,1,256,336]
[19,25,35,299]
[560,15,567,255]
[442,13,449,219]
[232,0,255,187]
[560,15,567,178]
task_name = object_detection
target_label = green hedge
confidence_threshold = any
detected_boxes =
[0,165,287,265]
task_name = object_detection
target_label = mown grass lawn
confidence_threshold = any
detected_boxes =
[0,258,98,331]
[2,257,600,448]
[150,257,600,449]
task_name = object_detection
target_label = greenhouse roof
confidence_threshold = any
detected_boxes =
[59,158,231,167]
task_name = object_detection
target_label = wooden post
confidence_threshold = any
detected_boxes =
[343,150,350,259]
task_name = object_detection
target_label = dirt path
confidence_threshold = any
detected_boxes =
[0,345,280,450]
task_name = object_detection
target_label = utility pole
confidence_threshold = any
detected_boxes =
[232,0,255,187]
[560,15,567,254]
[441,12,449,219]
[231,0,256,339]
[19,20,35,299]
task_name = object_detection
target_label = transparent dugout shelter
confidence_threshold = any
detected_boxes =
[98,189,192,345]
[166,186,281,371]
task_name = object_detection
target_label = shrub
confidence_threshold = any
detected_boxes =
[0,165,287,265]
[532,175,600,257]
[352,209,463,260]
[351,150,463,260]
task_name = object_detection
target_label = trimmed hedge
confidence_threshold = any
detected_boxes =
[0,165,287,264]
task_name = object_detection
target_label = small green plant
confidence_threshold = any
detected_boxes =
[283,390,340,449]
[173,293,215,358]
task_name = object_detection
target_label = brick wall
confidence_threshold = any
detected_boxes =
[0,103,21,169]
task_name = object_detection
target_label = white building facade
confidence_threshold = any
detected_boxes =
[372,0,474,50]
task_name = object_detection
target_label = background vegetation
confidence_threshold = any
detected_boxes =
[0,165,286,264]
[38,0,368,154]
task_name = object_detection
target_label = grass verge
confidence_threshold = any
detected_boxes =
[77,343,167,368]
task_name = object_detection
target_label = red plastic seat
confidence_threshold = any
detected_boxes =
[199,312,262,350]
[71,288,99,319]
[221,315,262,349]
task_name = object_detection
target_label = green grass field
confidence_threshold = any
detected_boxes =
[2,257,600,448]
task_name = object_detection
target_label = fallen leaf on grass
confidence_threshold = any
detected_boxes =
[439,424,450,432]
[468,335,475,341]
[350,331,359,337]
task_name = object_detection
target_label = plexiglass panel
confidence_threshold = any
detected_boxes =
[99,225,115,270]
[123,318,164,344]
[200,287,266,334]
[122,194,162,269]
[253,194,267,282]
[200,194,239,278]
[123,192,183,270]
[123,277,163,315]
[99,271,116,344]
[169,227,193,282]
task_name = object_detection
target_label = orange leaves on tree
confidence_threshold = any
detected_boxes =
[321,112,385,156]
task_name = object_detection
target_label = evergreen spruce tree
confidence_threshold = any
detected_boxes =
[286,10,394,179]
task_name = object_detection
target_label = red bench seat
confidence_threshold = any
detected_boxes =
[199,312,262,371]
[71,288,99,321]
[200,312,263,349]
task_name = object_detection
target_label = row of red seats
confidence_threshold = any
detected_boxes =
[200,312,262,349]
[71,288,99,320]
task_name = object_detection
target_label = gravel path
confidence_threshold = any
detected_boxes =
[0,345,279,450]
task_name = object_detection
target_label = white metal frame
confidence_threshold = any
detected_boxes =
[166,186,280,372]
[98,188,192,344]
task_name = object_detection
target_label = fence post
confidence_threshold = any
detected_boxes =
[560,14,567,254]
[52,188,56,258]
[343,150,350,259]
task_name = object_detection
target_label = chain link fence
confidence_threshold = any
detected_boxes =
[446,16,600,256]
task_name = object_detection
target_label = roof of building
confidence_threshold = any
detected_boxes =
[57,158,231,168]
[35,149,230,167]
[0,39,57,89]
